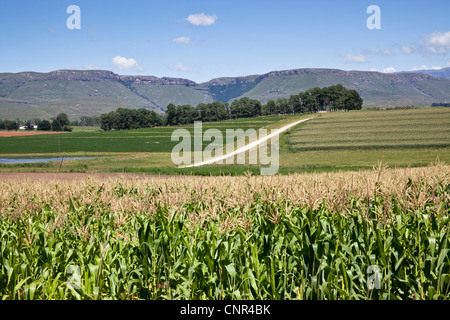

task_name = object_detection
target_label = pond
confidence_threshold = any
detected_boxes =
[0,157,97,164]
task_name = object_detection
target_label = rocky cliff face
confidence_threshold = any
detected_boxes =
[0,70,200,85]
[119,75,198,86]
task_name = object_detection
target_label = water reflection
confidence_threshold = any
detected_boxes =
[0,157,97,164]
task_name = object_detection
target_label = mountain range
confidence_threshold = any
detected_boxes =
[1,68,449,120]
[397,67,450,79]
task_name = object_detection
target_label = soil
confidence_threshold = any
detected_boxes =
[0,131,65,137]
[0,172,178,181]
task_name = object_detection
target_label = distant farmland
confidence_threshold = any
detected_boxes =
[0,114,304,154]
[0,109,448,174]
[287,108,450,151]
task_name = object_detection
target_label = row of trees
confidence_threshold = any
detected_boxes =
[261,85,363,115]
[165,101,233,125]
[159,85,362,127]
[110,98,264,130]
[100,85,363,130]
[0,120,20,131]
[0,113,73,132]
[100,108,163,131]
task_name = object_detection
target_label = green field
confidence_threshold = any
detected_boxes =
[287,108,449,151]
[277,108,450,170]
[0,114,303,154]
[0,108,449,174]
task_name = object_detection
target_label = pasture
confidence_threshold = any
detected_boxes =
[1,109,449,174]
[278,108,450,170]
[0,114,304,155]
[286,108,449,151]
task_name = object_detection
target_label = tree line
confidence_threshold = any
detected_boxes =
[99,84,363,131]
[100,108,163,131]
[0,113,73,132]
[266,84,363,114]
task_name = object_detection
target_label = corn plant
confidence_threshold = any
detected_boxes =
[0,163,449,299]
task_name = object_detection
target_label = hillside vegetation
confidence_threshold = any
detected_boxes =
[1,68,449,120]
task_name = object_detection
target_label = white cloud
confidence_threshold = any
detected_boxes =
[170,63,192,72]
[344,54,367,63]
[172,36,192,45]
[422,31,450,54]
[364,47,393,56]
[369,68,378,72]
[382,67,396,73]
[86,64,101,70]
[401,45,416,55]
[112,56,142,71]
[378,48,393,56]
[183,13,217,26]
[410,65,442,71]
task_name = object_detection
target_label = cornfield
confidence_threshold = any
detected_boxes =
[0,161,449,300]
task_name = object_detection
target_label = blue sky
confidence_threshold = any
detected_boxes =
[0,0,449,83]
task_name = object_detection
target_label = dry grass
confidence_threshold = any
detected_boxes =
[1,161,448,234]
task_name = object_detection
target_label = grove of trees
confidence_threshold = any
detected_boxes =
[262,85,363,115]
[51,113,73,132]
[100,85,363,130]
[0,113,73,132]
[100,108,163,131]
[1,120,19,131]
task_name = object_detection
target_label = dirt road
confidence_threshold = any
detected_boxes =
[182,117,314,168]
[0,172,177,181]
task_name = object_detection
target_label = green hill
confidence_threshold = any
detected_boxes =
[1,68,449,120]
[207,69,450,106]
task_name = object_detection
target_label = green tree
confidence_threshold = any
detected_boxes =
[262,100,277,115]
[165,104,178,126]
[212,101,229,121]
[347,89,363,111]
[176,105,199,125]
[100,111,117,131]
[4,120,19,131]
[289,95,304,114]
[302,90,318,113]
[38,120,51,131]
[51,120,62,132]
[230,97,261,118]
[56,113,70,127]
